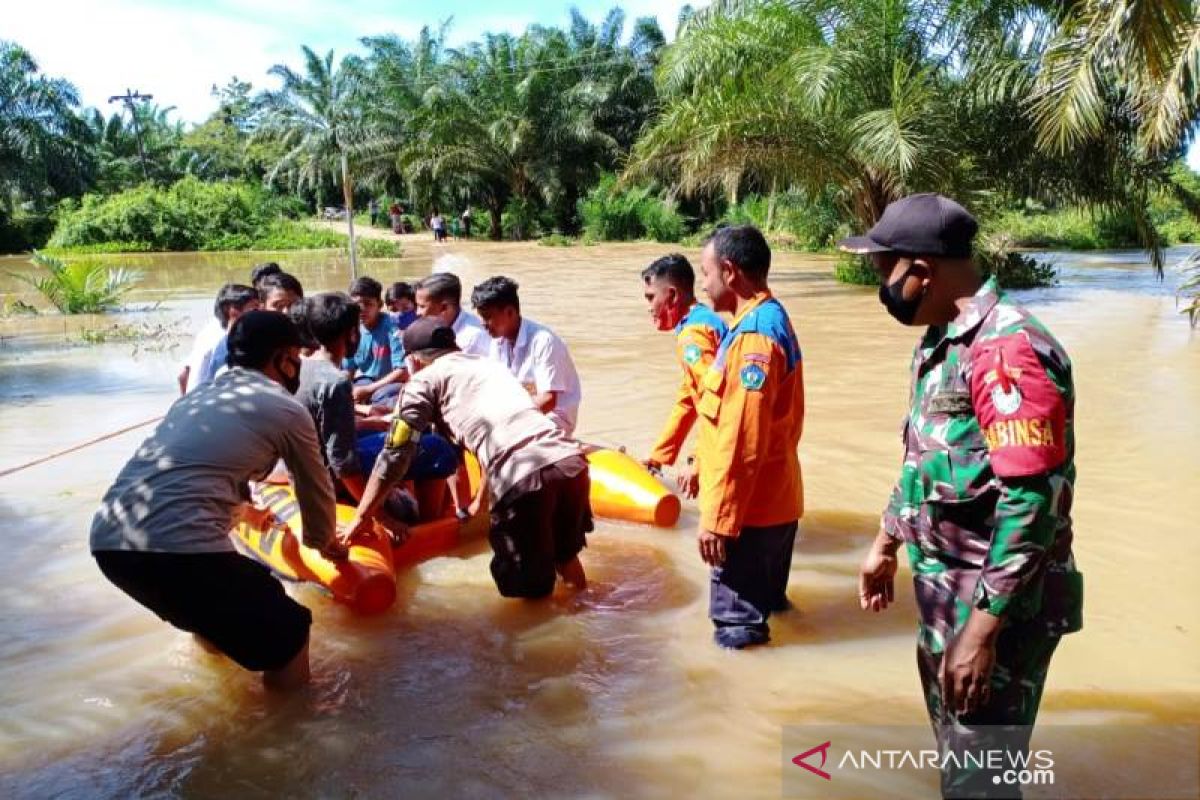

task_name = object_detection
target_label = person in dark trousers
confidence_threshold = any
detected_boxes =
[694,226,805,649]
[339,317,592,598]
[848,194,1082,798]
[90,311,345,691]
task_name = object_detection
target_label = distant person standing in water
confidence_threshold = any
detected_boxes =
[90,312,344,691]
[389,202,403,234]
[847,194,1082,798]
[694,225,804,650]
[368,198,380,227]
[461,207,472,238]
[639,253,728,498]
[430,209,447,243]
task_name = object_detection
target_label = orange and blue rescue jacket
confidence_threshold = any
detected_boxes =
[648,304,729,466]
[696,291,804,536]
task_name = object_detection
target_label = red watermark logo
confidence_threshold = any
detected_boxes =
[792,741,832,781]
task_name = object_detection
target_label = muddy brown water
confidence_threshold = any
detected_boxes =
[0,240,1197,798]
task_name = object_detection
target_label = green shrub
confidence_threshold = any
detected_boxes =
[579,175,685,242]
[977,235,1058,289]
[357,237,402,258]
[46,177,315,252]
[501,197,543,240]
[11,251,142,313]
[638,198,686,243]
[718,191,843,250]
[538,233,577,247]
[833,253,878,286]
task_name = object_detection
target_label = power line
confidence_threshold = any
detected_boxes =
[108,89,155,179]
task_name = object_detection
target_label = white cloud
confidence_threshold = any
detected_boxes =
[7,0,698,124]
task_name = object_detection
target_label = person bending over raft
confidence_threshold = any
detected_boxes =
[340,317,591,598]
[90,311,346,691]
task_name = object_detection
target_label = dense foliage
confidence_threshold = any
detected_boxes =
[3,1,1199,293]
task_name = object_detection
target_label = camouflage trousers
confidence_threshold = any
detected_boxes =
[917,621,1061,799]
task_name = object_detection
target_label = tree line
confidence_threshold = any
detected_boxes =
[3,1,1199,263]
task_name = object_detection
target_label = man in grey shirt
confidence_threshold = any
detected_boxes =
[90,311,344,691]
[341,317,592,598]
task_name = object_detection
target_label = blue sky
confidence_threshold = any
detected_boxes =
[9,0,693,121]
[9,0,1199,169]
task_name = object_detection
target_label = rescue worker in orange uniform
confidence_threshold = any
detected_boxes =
[640,253,729,497]
[695,225,805,649]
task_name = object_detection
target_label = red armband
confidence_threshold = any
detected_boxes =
[970,334,1066,477]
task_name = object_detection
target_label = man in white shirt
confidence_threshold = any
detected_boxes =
[414,272,490,357]
[471,276,582,435]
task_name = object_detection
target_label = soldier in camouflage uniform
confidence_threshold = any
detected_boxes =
[843,194,1083,799]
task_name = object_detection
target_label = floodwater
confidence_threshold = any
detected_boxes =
[0,240,1197,798]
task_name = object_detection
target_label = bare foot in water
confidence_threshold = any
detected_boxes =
[556,556,587,590]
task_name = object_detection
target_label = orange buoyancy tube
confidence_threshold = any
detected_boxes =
[586,448,681,528]
[231,484,397,616]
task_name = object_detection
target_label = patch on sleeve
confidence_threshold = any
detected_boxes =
[682,343,702,365]
[970,333,1067,477]
[385,417,415,450]
[739,363,767,391]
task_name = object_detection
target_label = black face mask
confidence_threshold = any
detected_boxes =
[878,267,925,325]
[277,355,301,395]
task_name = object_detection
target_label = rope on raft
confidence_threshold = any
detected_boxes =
[0,415,163,479]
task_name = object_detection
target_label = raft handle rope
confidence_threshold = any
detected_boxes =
[0,415,163,479]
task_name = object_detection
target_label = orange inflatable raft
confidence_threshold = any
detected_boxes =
[585,448,681,528]
[230,448,676,615]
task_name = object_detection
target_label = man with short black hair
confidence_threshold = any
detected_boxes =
[414,272,490,356]
[694,224,805,649]
[640,254,728,494]
[471,275,582,435]
[258,272,304,312]
[197,284,260,387]
[90,310,344,691]
[250,262,283,291]
[340,317,592,599]
[385,281,418,330]
[345,276,406,402]
[847,194,1082,797]
[178,283,258,395]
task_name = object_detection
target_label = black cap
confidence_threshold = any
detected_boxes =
[838,193,978,258]
[227,310,304,369]
[402,316,459,354]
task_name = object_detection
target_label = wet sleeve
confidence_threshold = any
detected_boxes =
[279,405,338,550]
[698,333,780,536]
[323,379,362,477]
[371,379,436,485]
[649,327,714,466]
[969,332,1070,616]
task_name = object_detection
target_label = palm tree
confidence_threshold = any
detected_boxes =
[0,41,92,220]
[400,10,660,238]
[627,0,994,229]
[1032,0,1200,274]
[257,46,376,276]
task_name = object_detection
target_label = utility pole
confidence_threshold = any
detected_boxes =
[107,89,154,179]
[341,150,359,279]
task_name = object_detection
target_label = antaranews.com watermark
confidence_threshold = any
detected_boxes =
[782,725,1200,799]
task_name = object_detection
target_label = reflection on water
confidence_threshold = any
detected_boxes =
[1,239,1198,798]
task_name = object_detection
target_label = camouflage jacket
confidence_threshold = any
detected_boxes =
[883,277,1083,653]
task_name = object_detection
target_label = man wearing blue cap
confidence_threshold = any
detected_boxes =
[845,194,1083,798]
